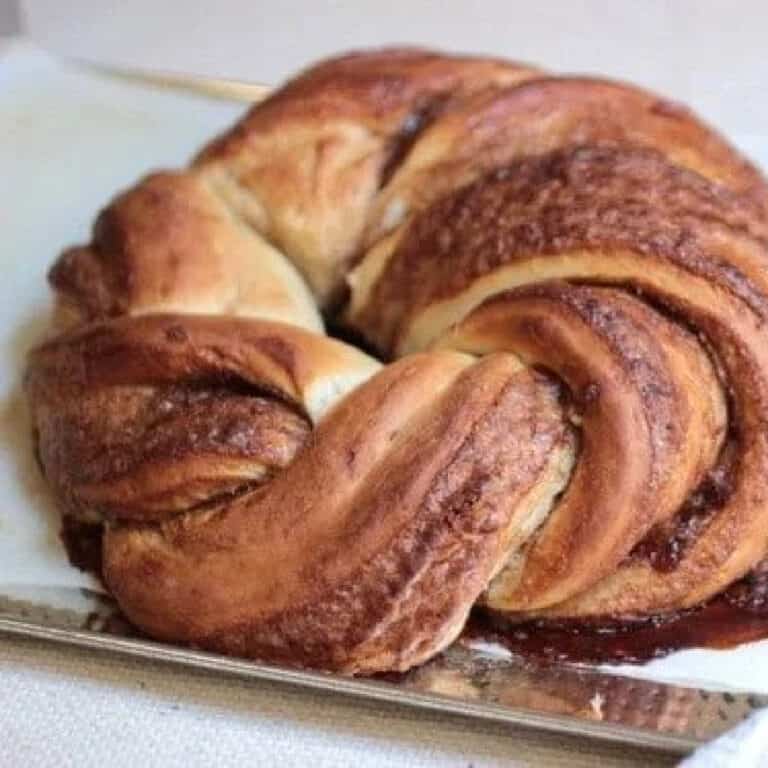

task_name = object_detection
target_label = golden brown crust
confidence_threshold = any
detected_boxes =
[197,48,538,161]
[438,283,726,610]
[25,47,768,670]
[102,352,570,672]
[33,384,309,523]
[194,48,538,303]
[49,171,322,332]
[350,146,768,354]
[364,76,768,246]
[350,145,768,616]
[26,315,379,522]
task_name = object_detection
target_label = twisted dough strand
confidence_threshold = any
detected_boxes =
[26,48,768,672]
[351,145,768,617]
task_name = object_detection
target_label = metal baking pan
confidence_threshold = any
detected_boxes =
[1,585,765,756]
[3,60,766,758]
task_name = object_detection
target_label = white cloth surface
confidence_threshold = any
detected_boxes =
[0,637,675,768]
[681,709,768,768]
[0,36,766,768]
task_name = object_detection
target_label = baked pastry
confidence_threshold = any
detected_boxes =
[25,48,768,673]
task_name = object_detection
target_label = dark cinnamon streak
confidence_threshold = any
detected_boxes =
[631,445,737,572]
[26,316,321,523]
[358,146,768,352]
[378,99,448,187]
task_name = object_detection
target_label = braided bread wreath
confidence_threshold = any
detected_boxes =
[25,48,768,675]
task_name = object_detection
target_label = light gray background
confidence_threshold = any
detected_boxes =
[14,0,768,140]
[0,0,20,34]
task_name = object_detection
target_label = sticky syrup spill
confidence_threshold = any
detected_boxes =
[60,516,104,577]
[463,562,768,664]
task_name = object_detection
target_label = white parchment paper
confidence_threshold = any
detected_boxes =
[2,40,767,694]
